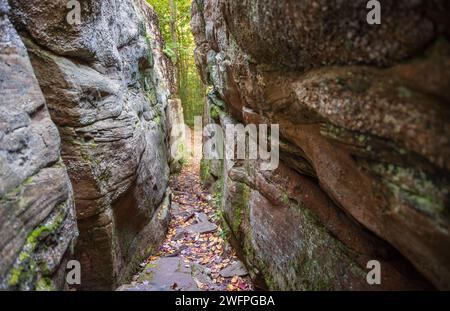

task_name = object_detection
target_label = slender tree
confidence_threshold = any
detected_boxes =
[169,0,180,92]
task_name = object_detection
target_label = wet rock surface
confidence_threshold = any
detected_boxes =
[193,0,450,290]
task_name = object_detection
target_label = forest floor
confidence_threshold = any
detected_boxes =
[118,141,253,291]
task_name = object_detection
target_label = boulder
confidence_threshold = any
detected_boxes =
[167,98,187,172]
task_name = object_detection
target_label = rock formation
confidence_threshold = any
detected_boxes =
[192,0,450,290]
[1,0,183,290]
[0,0,77,290]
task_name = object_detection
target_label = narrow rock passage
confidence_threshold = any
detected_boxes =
[118,149,252,291]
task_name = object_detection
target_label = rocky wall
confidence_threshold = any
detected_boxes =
[193,0,450,290]
[1,0,183,290]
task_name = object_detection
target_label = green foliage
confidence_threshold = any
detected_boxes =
[163,44,176,61]
[147,0,205,127]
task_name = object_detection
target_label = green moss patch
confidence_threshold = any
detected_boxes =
[7,202,67,290]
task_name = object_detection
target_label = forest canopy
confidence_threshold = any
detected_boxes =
[147,0,205,127]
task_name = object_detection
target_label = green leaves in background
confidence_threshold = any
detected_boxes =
[147,0,205,127]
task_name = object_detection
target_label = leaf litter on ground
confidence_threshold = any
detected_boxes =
[132,155,252,291]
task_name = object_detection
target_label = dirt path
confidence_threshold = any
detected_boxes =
[118,150,252,291]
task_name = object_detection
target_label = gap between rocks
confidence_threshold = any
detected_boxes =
[117,137,252,291]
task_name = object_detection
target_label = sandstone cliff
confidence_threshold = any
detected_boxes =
[1,0,183,290]
[192,0,450,290]
[0,0,77,290]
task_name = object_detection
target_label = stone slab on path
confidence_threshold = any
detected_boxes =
[220,261,248,278]
[185,212,218,234]
[117,257,199,291]
[116,157,253,291]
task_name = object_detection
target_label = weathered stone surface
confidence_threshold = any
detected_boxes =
[117,257,199,291]
[220,261,248,278]
[185,216,217,234]
[193,0,450,290]
[167,98,187,172]
[224,0,450,69]
[0,0,77,290]
[4,0,181,289]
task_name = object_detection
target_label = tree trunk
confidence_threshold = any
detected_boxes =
[169,0,179,93]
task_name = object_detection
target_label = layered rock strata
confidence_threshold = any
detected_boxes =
[0,0,77,290]
[1,0,183,290]
[193,0,450,290]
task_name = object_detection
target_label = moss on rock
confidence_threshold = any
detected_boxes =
[7,201,68,290]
